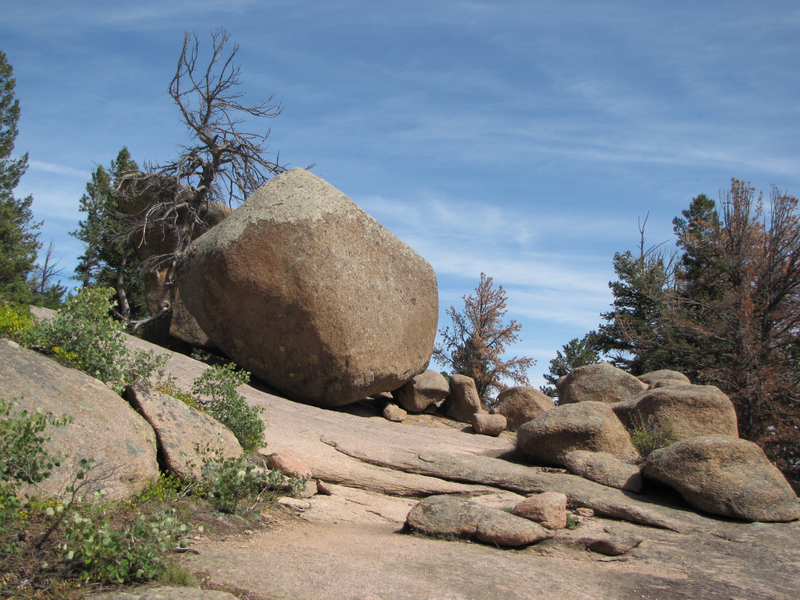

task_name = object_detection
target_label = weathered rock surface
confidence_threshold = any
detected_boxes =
[562,451,643,493]
[493,386,554,429]
[472,412,507,436]
[442,374,485,422]
[392,369,450,413]
[0,340,158,500]
[556,362,648,404]
[643,436,800,522]
[406,495,550,547]
[612,384,738,440]
[517,401,640,467]
[124,384,242,480]
[176,168,438,407]
[638,369,691,388]
[512,492,567,529]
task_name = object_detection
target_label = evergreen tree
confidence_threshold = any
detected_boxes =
[0,50,40,304]
[71,147,146,319]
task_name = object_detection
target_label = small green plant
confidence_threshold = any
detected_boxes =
[192,364,265,451]
[159,560,200,587]
[628,414,679,458]
[566,514,579,529]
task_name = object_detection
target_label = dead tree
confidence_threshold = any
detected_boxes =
[117,28,287,330]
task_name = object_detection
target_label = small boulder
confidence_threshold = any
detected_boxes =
[266,452,312,479]
[612,384,738,441]
[406,495,550,547]
[557,363,647,404]
[493,386,554,429]
[517,401,640,467]
[471,412,507,436]
[176,168,439,407]
[442,374,485,422]
[638,370,691,388]
[392,370,450,413]
[562,450,643,493]
[383,403,408,422]
[124,384,243,481]
[643,436,800,522]
[512,492,567,529]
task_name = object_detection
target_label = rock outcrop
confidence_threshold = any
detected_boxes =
[392,370,449,413]
[471,412,507,436]
[562,451,643,493]
[406,495,550,547]
[517,401,640,467]
[176,168,438,407]
[557,362,648,404]
[643,436,800,522]
[442,374,485,422]
[612,385,738,440]
[124,384,242,480]
[493,386,554,429]
[0,340,159,500]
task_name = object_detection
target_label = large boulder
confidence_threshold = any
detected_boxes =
[124,384,242,480]
[612,385,738,440]
[176,168,438,407]
[493,386,554,430]
[406,495,550,547]
[442,374,485,422]
[517,401,640,467]
[556,363,647,404]
[643,436,800,522]
[392,370,450,413]
[0,340,159,500]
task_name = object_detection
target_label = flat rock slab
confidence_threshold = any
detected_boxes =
[0,340,158,500]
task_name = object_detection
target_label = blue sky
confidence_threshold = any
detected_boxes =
[2,1,799,388]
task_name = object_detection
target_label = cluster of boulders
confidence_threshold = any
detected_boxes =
[0,339,323,501]
[513,362,800,523]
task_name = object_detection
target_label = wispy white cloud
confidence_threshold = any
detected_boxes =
[29,161,91,179]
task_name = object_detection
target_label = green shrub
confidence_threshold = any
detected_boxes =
[628,414,679,458]
[61,505,191,583]
[192,364,265,451]
[198,451,290,514]
[23,286,168,392]
[0,303,33,341]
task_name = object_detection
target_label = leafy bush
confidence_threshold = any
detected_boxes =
[192,364,265,451]
[628,414,679,458]
[0,303,33,341]
[198,450,291,514]
[61,505,191,583]
[23,286,168,392]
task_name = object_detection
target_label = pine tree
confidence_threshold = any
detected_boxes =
[0,50,40,304]
[71,147,146,319]
[540,334,601,400]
